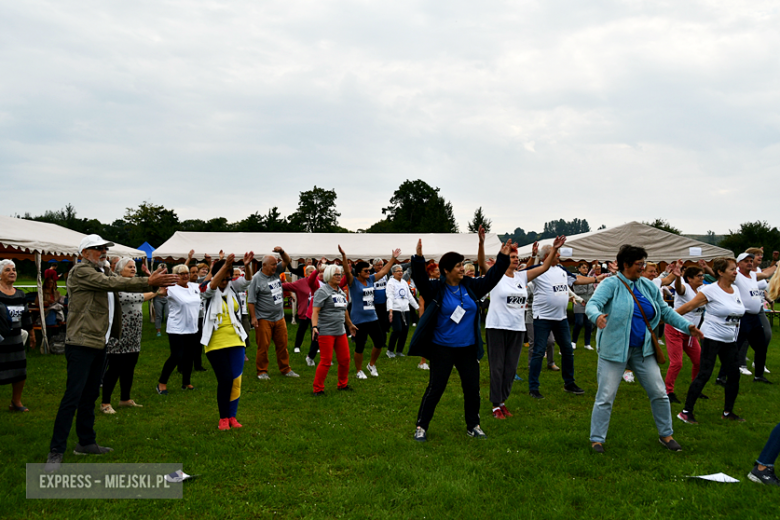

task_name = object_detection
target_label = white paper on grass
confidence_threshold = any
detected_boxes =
[689,247,702,257]
[686,472,739,483]
[560,247,573,258]
[164,470,194,483]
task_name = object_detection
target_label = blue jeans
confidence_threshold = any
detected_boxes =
[590,348,672,443]
[528,319,575,391]
[758,422,780,467]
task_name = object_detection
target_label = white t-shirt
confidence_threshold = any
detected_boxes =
[699,283,746,343]
[532,266,575,320]
[734,270,763,314]
[673,280,703,332]
[166,282,202,334]
[486,271,530,331]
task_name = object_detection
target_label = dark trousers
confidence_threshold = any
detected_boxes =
[193,319,205,370]
[307,335,320,360]
[758,422,780,467]
[416,343,481,431]
[571,313,593,346]
[685,337,740,413]
[50,344,106,453]
[388,311,410,353]
[295,317,311,350]
[529,319,575,391]
[159,332,199,386]
[353,320,385,354]
[375,303,390,334]
[486,329,524,405]
[102,352,140,403]
[719,313,768,378]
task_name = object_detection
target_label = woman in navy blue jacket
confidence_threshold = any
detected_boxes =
[409,237,512,442]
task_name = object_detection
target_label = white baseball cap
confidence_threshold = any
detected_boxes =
[79,234,115,254]
[736,252,754,263]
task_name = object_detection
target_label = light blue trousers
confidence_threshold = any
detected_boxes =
[590,347,673,443]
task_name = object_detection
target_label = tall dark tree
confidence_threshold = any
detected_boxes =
[124,201,180,248]
[288,186,341,232]
[644,218,681,235]
[367,179,458,233]
[720,221,780,258]
[468,207,492,233]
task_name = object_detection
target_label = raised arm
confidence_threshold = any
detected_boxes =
[757,264,776,280]
[477,226,489,274]
[375,249,401,280]
[273,246,291,271]
[526,236,564,283]
[698,259,715,277]
[243,252,255,282]
[209,253,235,290]
[672,262,685,296]
[185,249,195,267]
[338,245,353,286]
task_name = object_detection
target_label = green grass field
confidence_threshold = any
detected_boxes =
[2,282,780,519]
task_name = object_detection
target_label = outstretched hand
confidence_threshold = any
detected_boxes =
[416,239,422,257]
[532,241,539,258]
[552,235,566,249]
[141,264,151,276]
[338,245,345,257]
[671,262,682,277]
[500,239,513,256]
[391,248,401,260]
[607,261,618,274]
[148,266,178,287]
[243,251,255,266]
[478,225,486,244]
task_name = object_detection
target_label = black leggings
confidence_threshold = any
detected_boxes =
[719,313,768,378]
[295,318,311,350]
[388,311,410,353]
[307,335,319,360]
[685,337,740,413]
[353,320,385,354]
[102,352,139,403]
[159,332,199,386]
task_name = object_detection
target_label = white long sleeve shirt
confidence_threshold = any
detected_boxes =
[386,278,420,313]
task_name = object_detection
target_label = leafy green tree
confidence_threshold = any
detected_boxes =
[720,221,780,258]
[468,207,492,233]
[542,218,590,238]
[368,180,458,233]
[643,218,681,235]
[124,201,180,248]
[288,186,341,232]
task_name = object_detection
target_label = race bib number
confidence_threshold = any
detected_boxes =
[362,287,375,310]
[506,295,527,309]
[269,280,283,305]
[450,305,465,324]
[332,294,348,308]
[552,284,568,294]
[7,304,24,323]
[374,279,386,291]
[725,314,741,326]
[750,289,763,300]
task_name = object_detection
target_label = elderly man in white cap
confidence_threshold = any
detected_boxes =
[45,235,177,472]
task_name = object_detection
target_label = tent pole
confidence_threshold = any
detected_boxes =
[35,252,49,354]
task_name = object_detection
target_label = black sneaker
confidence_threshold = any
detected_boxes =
[715,378,727,387]
[748,464,780,486]
[592,443,605,453]
[466,425,488,439]
[529,390,545,400]
[414,427,427,442]
[564,383,585,395]
[722,412,746,422]
[313,391,326,397]
[667,392,681,404]
[337,385,354,391]
[73,443,113,455]
[754,376,773,384]
[659,437,682,452]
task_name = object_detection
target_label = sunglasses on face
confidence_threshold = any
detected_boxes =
[88,246,109,252]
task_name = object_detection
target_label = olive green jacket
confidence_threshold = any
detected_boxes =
[65,260,152,349]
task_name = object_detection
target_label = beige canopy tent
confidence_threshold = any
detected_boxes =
[153,231,504,262]
[516,221,734,262]
[0,215,146,353]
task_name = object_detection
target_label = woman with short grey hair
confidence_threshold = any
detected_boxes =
[386,264,419,357]
[0,259,32,412]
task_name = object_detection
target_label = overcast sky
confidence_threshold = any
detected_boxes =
[2,0,778,235]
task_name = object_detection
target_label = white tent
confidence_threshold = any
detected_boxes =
[0,215,146,354]
[153,232,504,262]
[516,221,734,262]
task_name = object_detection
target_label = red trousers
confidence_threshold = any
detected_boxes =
[664,324,701,394]
[313,334,351,393]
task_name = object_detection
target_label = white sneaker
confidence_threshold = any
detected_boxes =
[583,344,594,351]
[740,366,752,376]
[397,352,406,357]
[753,362,770,374]
[293,347,300,353]
[356,370,368,379]
[387,351,396,358]
[367,364,379,377]
[658,340,665,346]
[305,356,315,367]
[285,370,300,378]
[571,342,577,350]
[257,373,270,380]
[622,371,635,383]
[418,363,430,370]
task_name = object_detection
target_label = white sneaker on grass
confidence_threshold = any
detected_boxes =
[367,364,379,377]
[740,366,753,376]
[293,347,300,353]
[571,342,577,350]
[583,344,594,351]
[418,363,430,370]
[356,370,368,379]
[257,373,270,380]
[285,371,300,378]
[305,356,316,367]
[387,351,396,358]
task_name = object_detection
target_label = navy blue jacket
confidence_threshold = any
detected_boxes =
[408,252,510,360]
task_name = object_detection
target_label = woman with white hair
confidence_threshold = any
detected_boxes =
[386,264,419,357]
[311,262,357,395]
[156,263,204,394]
[100,258,160,413]
[0,260,32,412]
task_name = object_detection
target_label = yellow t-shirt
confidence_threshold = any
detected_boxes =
[205,298,245,353]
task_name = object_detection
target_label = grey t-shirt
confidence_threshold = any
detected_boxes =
[312,284,348,336]
[247,264,285,322]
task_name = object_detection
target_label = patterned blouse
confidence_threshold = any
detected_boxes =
[106,292,145,354]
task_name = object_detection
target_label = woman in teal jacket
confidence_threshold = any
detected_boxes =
[585,245,703,453]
